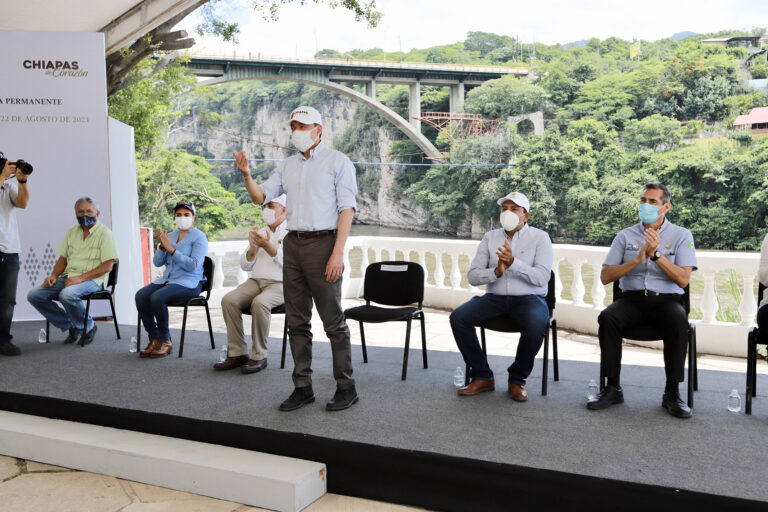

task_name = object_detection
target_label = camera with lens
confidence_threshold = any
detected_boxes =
[0,151,33,176]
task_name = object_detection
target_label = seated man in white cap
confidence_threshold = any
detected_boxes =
[449,192,553,401]
[215,194,288,373]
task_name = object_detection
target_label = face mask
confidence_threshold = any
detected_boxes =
[291,128,317,152]
[77,215,97,228]
[500,210,521,231]
[262,207,277,225]
[175,216,194,231]
[638,203,661,224]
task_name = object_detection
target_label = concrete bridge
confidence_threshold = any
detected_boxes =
[187,55,528,160]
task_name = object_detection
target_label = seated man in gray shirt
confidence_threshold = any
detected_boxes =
[450,192,553,401]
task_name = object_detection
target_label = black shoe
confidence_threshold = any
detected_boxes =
[587,385,624,410]
[279,386,315,411]
[63,327,80,344]
[79,324,97,346]
[662,391,692,419]
[0,340,21,356]
[326,386,359,411]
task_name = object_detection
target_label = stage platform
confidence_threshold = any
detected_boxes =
[1,320,767,511]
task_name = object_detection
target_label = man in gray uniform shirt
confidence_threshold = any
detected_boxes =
[234,106,359,412]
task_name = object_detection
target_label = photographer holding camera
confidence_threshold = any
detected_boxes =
[0,154,31,356]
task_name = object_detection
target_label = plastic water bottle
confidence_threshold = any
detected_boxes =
[453,367,464,387]
[37,328,46,344]
[728,389,741,413]
[128,336,138,353]
[218,345,228,363]
[587,379,599,400]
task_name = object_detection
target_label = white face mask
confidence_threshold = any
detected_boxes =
[500,210,521,231]
[291,127,318,152]
[262,206,277,226]
[175,216,193,231]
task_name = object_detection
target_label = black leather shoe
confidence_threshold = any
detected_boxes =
[79,324,97,346]
[662,391,692,419]
[279,386,315,411]
[326,386,359,411]
[63,327,80,344]
[241,358,267,374]
[587,385,624,410]
[0,340,21,356]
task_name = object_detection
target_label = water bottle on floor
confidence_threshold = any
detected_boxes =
[587,379,599,400]
[129,336,138,353]
[727,389,741,413]
[218,345,228,363]
[37,328,46,344]
[453,367,464,387]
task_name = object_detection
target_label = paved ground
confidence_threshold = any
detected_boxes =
[2,298,762,511]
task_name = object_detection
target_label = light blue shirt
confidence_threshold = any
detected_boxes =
[468,224,553,297]
[153,228,209,289]
[603,220,697,294]
[261,142,357,231]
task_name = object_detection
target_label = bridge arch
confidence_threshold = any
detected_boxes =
[198,75,443,160]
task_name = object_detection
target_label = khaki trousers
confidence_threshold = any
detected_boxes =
[221,278,284,360]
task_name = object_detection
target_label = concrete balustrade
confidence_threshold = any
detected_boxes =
[194,236,760,358]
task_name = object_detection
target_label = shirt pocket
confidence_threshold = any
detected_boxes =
[515,247,535,266]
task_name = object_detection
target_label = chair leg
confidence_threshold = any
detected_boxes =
[687,332,694,408]
[280,316,288,369]
[45,319,50,343]
[465,363,470,386]
[136,314,142,353]
[552,319,559,381]
[204,302,215,349]
[746,336,754,415]
[108,296,121,339]
[691,325,698,391]
[542,325,549,396]
[359,322,368,363]
[401,317,412,381]
[600,349,606,391]
[179,306,188,358]
[420,314,427,369]
[480,327,487,356]
[80,298,91,347]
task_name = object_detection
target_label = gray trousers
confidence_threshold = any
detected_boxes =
[221,278,284,360]
[283,233,353,389]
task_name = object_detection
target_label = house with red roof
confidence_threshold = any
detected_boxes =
[733,106,768,134]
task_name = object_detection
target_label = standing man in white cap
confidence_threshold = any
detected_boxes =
[215,194,288,374]
[449,192,552,401]
[233,106,359,412]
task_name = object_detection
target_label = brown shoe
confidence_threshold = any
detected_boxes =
[457,379,495,396]
[509,383,528,402]
[241,358,268,374]
[139,339,160,358]
[213,354,249,371]
[149,340,172,358]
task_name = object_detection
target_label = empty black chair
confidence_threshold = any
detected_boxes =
[602,281,698,407]
[746,283,766,415]
[241,303,289,368]
[464,271,558,396]
[344,261,426,380]
[136,256,215,358]
[46,261,121,346]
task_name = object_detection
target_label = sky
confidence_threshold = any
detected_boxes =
[180,0,768,58]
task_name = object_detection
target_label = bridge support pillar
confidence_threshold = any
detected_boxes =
[409,81,421,131]
[365,79,377,99]
[449,82,465,113]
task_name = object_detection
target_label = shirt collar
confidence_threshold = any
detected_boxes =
[635,217,669,234]
[79,220,102,234]
[299,141,326,161]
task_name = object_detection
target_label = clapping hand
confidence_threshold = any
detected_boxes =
[155,229,173,252]
[249,227,270,249]
[644,227,660,257]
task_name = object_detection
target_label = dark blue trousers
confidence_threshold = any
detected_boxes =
[135,282,201,342]
[0,252,19,344]
[450,294,549,385]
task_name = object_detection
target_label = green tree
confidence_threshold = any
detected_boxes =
[622,114,682,152]
[465,76,549,119]
[751,63,768,79]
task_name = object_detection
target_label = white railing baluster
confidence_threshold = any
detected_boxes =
[739,273,758,326]
[591,263,605,310]
[700,271,718,323]
[343,247,352,281]
[450,253,461,289]
[553,257,563,302]
[570,259,585,306]
[213,254,225,291]
[434,251,446,288]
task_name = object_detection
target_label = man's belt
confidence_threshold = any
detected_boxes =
[623,289,681,298]
[290,230,337,239]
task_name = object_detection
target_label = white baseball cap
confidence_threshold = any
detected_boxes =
[268,194,287,207]
[289,106,322,126]
[496,192,530,212]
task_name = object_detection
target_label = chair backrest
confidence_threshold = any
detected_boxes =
[546,270,555,312]
[612,280,690,315]
[759,283,766,306]
[363,261,424,306]
[106,260,119,293]
[201,256,214,298]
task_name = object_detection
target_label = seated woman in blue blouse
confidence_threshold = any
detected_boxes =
[136,200,209,358]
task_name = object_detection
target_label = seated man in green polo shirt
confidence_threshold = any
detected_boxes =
[27,197,118,345]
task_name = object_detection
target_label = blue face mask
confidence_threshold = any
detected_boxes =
[77,215,97,228]
[638,203,660,224]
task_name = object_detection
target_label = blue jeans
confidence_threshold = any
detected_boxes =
[450,294,549,385]
[135,282,202,341]
[0,252,20,343]
[27,276,102,334]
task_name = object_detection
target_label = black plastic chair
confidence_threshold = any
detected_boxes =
[344,261,427,380]
[602,281,698,407]
[464,271,558,396]
[241,303,289,368]
[46,261,121,346]
[136,256,215,358]
[746,283,766,415]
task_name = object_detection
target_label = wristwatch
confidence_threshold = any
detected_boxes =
[650,250,661,262]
